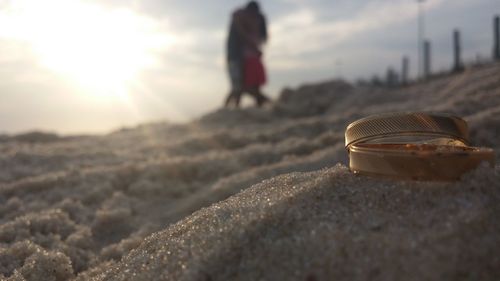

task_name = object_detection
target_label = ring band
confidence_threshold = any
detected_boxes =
[345,112,470,147]
[345,112,495,181]
[348,143,494,181]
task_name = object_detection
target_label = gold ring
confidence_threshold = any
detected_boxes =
[345,112,470,147]
[345,112,495,181]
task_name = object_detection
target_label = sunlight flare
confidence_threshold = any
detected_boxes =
[0,0,173,100]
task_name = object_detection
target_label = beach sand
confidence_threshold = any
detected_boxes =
[1,62,499,280]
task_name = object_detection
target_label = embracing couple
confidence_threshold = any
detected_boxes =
[224,1,270,108]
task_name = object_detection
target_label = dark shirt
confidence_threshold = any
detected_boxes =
[226,9,267,63]
[227,18,242,62]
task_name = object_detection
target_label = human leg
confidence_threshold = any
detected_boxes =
[247,87,270,107]
[225,60,243,108]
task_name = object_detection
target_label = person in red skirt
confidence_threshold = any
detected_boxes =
[224,1,270,108]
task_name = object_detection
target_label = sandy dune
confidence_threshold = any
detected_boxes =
[1,62,499,280]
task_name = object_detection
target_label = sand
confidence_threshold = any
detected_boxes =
[0,62,499,280]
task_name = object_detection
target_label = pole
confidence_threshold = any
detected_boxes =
[417,0,426,79]
[495,16,500,60]
[453,29,463,72]
[423,40,431,79]
[386,67,399,87]
[402,56,409,85]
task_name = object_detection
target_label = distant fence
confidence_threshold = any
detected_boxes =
[375,15,500,87]
[495,15,500,60]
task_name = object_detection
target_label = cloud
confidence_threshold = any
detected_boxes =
[0,0,497,133]
[268,0,445,70]
[0,0,198,133]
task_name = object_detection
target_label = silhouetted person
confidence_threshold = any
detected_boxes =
[224,1,270,108]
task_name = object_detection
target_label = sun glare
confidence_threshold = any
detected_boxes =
[0,0,172,100]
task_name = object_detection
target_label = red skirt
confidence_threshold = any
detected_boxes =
[244,56,266,88]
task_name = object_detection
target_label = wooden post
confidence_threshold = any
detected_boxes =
[423,40,431,79]
[453,29,463,72]
[495,16,500,60]
[401,56,409,85]
[417,0,426,79]
[386,67,399,87]
[386,68,392,87]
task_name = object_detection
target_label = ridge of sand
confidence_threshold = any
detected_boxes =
[0,63,499,280]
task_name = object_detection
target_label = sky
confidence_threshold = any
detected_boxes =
[0,0,498,134]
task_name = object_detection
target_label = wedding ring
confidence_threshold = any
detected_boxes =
[345,112,495,181]
[345,112,470,147]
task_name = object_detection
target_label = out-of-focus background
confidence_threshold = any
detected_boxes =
[0,0,498,134]
[1,1,500,279]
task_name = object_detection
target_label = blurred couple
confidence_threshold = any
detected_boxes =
[224,1,270,108]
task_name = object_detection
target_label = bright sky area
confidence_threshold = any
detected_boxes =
[0,0,498,134]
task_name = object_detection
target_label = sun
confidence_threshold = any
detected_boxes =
[0,0,172,100]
